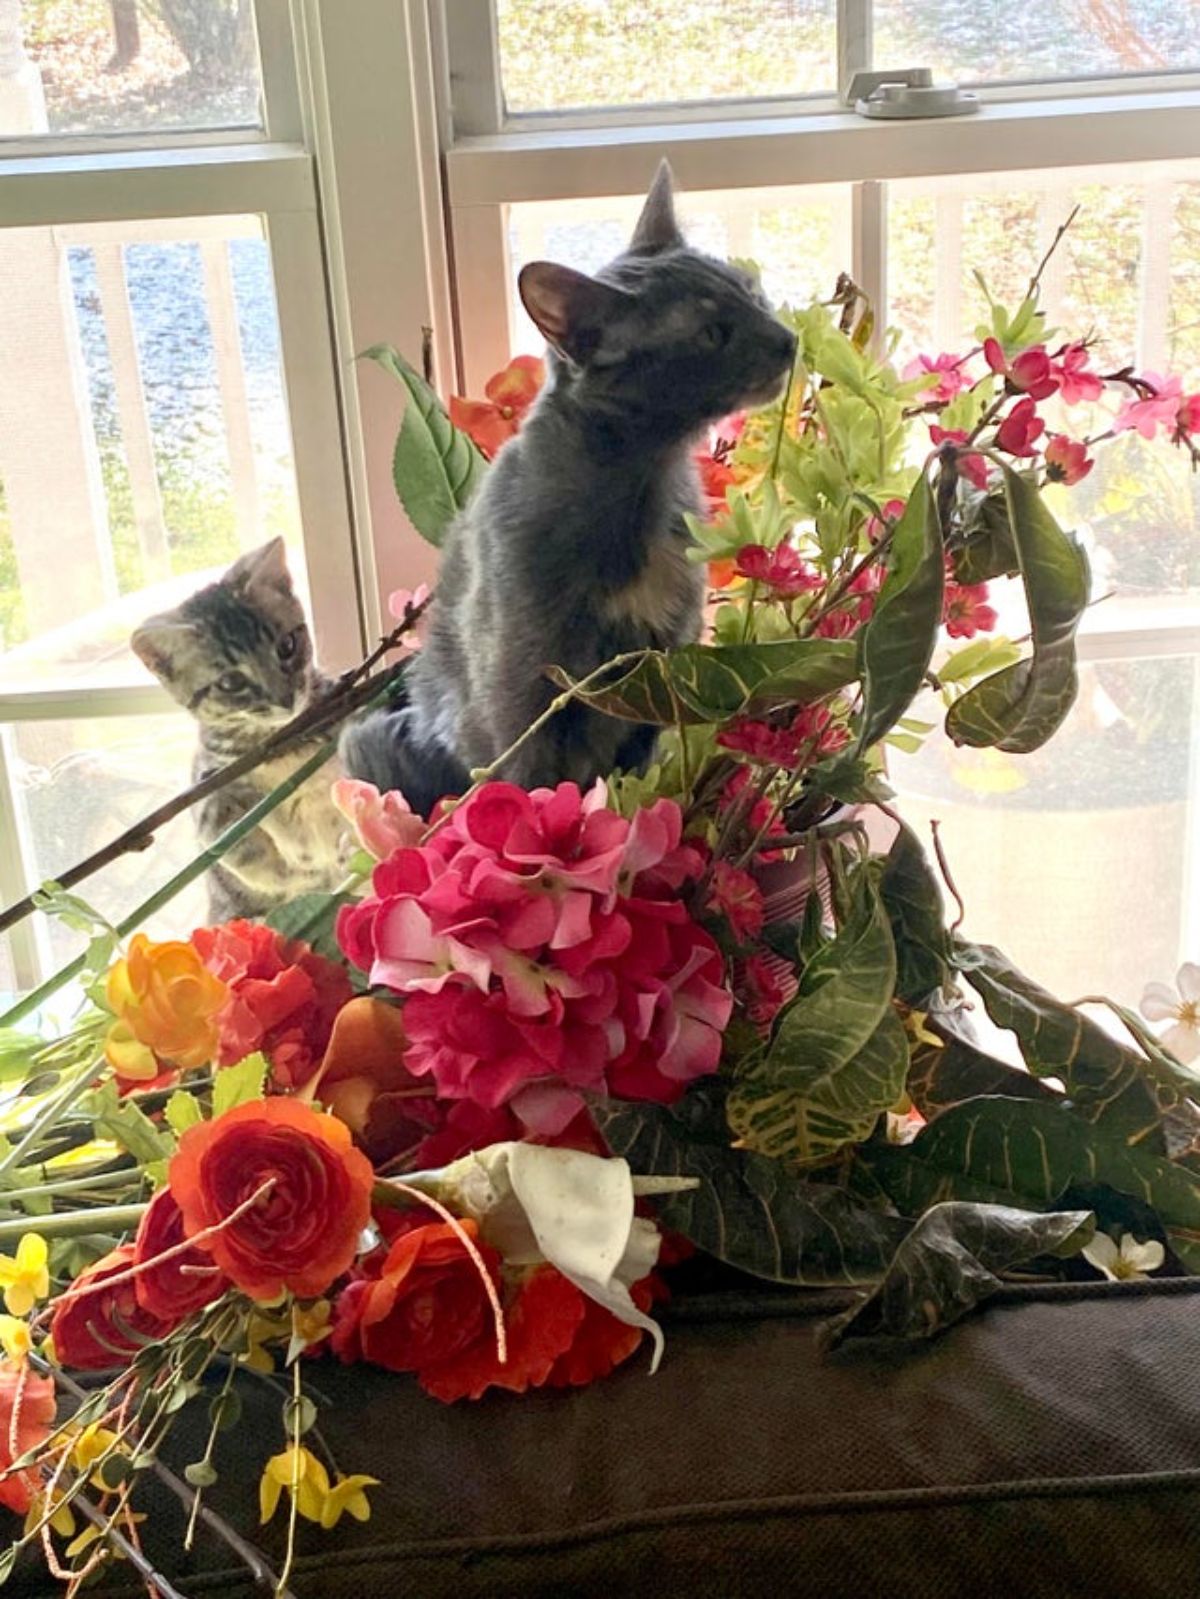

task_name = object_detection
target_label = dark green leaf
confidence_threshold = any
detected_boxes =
[906,1034,1061,1121]
[265,892,357,967]
[283,1394,318,1437]
[952,489,1020,583]
[855,474,944,752]
[598,1093,909,1284]
[99,1453,135,1489]
[945,466,1089,753]
[955,940,1174,1137]
[870,1095,1200,1270]
[546,639,858,728]
[878,823,951,1004]
[185,1460,218,1489]
[822,1200,1093,1347]
[364,344,487,547]
[210,1389,243,1433]
[728,1007,908,1166]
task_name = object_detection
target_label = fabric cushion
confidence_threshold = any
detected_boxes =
[14,1276,1200,1598]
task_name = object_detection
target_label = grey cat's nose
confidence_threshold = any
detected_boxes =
[772,326,798,366]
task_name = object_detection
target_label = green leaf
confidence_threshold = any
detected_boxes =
[878,823,951,1005]
[212,1053,268,1118]
[363,344,487,547]
[763,867,897,1088]
[955,940,1177,1136]
[0,1031,44,1087]
[265,892,358,967]
[185,1460,219,1489]
[822,1201,1093,1347]
[728,1007,909,1167]
[164,1090,203,1136]
[952,489,1020,583]
[85,1083,174,1165]
[906,1031,1062,1121]
[546,639,858,728]
[210,1389,243,1433]
[598,1093,910,1285]
[871,1095,1200,1270]
[855,474,944,752]
[945,466,1089,753]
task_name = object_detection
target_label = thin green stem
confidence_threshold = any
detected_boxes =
[276,1362,303,1599]
[185,1357,238,1550]
[0,1202,147,1243]
[0,1167,140,1207]
[1,736,336,1032]
[0,1059,104,1182]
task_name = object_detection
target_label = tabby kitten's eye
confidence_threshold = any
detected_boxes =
[277,629,302,665]
[217,671,250,695]
[696,323,729,351]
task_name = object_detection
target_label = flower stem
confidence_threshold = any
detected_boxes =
[0,737,336,1032]
[0,1059,104,1182]
[0,1202,148,1243]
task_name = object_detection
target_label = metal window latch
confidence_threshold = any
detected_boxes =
[845,68,979,120]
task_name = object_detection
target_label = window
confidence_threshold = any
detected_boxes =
[440,2,1200,1007]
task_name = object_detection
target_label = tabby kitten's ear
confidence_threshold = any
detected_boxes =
[228,537,292,604]
[130,618,198,686]
[519,263,632,365]
[629,159,682,254]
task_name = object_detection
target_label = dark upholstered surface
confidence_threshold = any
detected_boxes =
[15,1277,1200,1598]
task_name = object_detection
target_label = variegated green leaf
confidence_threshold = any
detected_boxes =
[855,474,945,752]
[822,1201,1093,1347]
[868,1095,1200,1271]
[728,1007,908,1167]
[597,1092,909,1285]
[364,344,487,547]
[945,465,1089,753]
[546,639,858,728]
[878,823,951,1005]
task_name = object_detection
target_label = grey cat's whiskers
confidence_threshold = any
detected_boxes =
[341,161,797,814]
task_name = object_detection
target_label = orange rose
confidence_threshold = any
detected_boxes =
[169,1098,374,1301]
[0,1360,55,1513]
[105,934,228,1081]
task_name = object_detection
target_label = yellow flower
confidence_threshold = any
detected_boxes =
[0,1234,49,1318]
[0,1315,32,1362]
[290,1299,332,1352]
[259,1445,378,1530]
[104,934,228,1080]
[69,1422,123,1486]
[24,1487,75,1540]
[64,1511,145,1560]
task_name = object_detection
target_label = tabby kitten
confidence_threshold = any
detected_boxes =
[132,538,346,922]
[341,162,797,815]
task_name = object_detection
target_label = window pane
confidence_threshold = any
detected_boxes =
[873,0,1200,85]
[887,162,1200,598]
[0,215,305,691]
[2,0,261,138]
[10,711,208,968]
[893,656,1194,1009]
[496,0,836,112]
[506,184,851,355]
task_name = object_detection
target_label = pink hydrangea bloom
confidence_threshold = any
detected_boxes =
[336,781,731,1134]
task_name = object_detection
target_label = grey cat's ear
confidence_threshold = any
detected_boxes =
[228,536,292,600]
[130,619,198,685]
[629,160,682,254]
[519,263,632,364]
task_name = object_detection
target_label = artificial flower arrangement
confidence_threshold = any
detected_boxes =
[0,247,1197,1593]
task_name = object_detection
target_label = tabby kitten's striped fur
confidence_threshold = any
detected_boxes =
[131,539,345,922]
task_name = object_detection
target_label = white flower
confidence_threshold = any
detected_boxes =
[1140,963,1200,1064]
[1083,1231,1165,1282]
[390,1143,698,1373]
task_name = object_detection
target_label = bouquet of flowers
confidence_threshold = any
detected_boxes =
[0,249,1197,1594]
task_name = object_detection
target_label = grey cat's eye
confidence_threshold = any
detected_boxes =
[217,671,250,694]
[277,629,302,664]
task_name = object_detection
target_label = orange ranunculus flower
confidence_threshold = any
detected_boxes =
[104,934,228,1081]
[169,1098,374,1302]
[0,1359,55,1513]
[448,355,545,459]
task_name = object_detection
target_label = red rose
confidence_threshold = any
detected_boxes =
[191,920,353,1091]
[169,1098,374,1301]
[133,1187,228,1323]
[50,1245,177,1371]
[0,1362,55,1514]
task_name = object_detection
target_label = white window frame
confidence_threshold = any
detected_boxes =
[0,0,451,988]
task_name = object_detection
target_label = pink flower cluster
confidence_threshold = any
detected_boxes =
[336,781,732,1135]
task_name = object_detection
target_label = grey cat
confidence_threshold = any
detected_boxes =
[132,538,346,922]
[341,162,797,815]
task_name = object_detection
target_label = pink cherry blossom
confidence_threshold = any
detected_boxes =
[995,397,1045,457]
[1051,344,1104,406]
[929,425,989,490]
[902,352,973,405]
[944,582,998,639]
[707,861,766,941]
[332,778,426,861]
[734,541,823,598]
[1113,373,1184,439]
[1044,434,1093,486]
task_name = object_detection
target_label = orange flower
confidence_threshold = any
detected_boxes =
[169,1098,374,1302]
[307,996,438,1162]
[104,934,228,1081]
[0,1360,55,1514]
[449,355,545,458]
[708,557,737,589]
